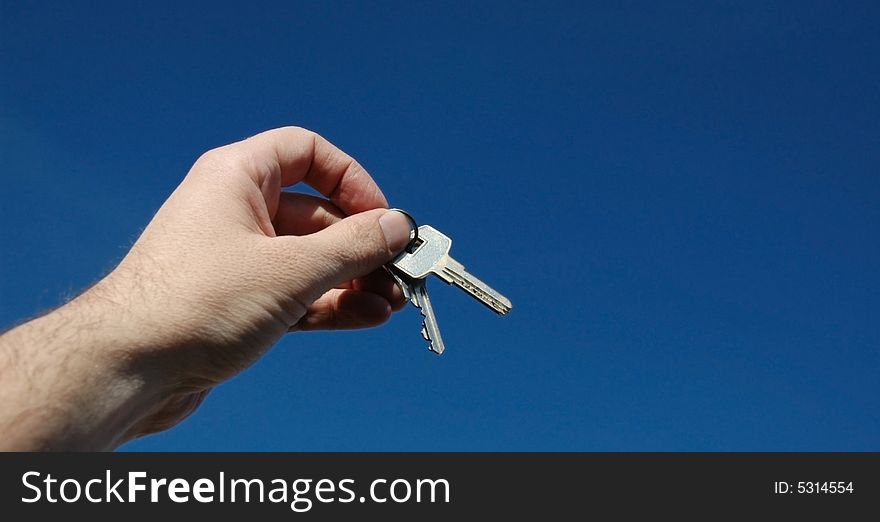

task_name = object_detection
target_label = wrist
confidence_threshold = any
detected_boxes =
[0,276,172,450]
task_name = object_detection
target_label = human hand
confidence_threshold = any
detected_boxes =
[0,127,414,449]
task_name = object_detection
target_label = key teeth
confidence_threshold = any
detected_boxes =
[440,266,513,316]
[396,273,445,355]
[417,306,443,353]
[409,292,437,351]
[420,318,436,352]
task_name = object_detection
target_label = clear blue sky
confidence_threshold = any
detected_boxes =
[1,2,878,450]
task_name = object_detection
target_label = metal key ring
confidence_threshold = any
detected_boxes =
[388,208,419,252]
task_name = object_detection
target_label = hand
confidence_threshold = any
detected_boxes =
[0,127,414,450]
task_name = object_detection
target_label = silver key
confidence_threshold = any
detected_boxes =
[409,277,445,355]
[385,264,446,354]
[382,209,447,355]
[384,267,444,355]
[391,225,513,315]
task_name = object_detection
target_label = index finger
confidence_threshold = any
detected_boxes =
[237,126,388,214]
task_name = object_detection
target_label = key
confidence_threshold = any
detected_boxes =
[383,209,446,355]
[383,266,445,354]
[410,277,446,355]
[391,225,513,315]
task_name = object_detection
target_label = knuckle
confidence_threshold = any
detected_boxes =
[277,125,319,143]
[193,144,244,173]
[195,145,227,165]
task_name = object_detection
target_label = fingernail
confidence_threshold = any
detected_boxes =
[379,210,414,253]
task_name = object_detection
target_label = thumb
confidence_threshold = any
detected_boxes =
[293,208,414,291]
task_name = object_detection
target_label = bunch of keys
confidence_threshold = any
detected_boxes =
[385,209,512,355]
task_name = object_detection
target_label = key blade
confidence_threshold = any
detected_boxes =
[410,280,445,355]
[440,259,513,315]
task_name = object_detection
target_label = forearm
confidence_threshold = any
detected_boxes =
[0,278,167,451]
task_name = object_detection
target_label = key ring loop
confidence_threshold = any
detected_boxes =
[388,208,419,252]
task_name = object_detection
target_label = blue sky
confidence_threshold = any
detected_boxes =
[1,1,878,450]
